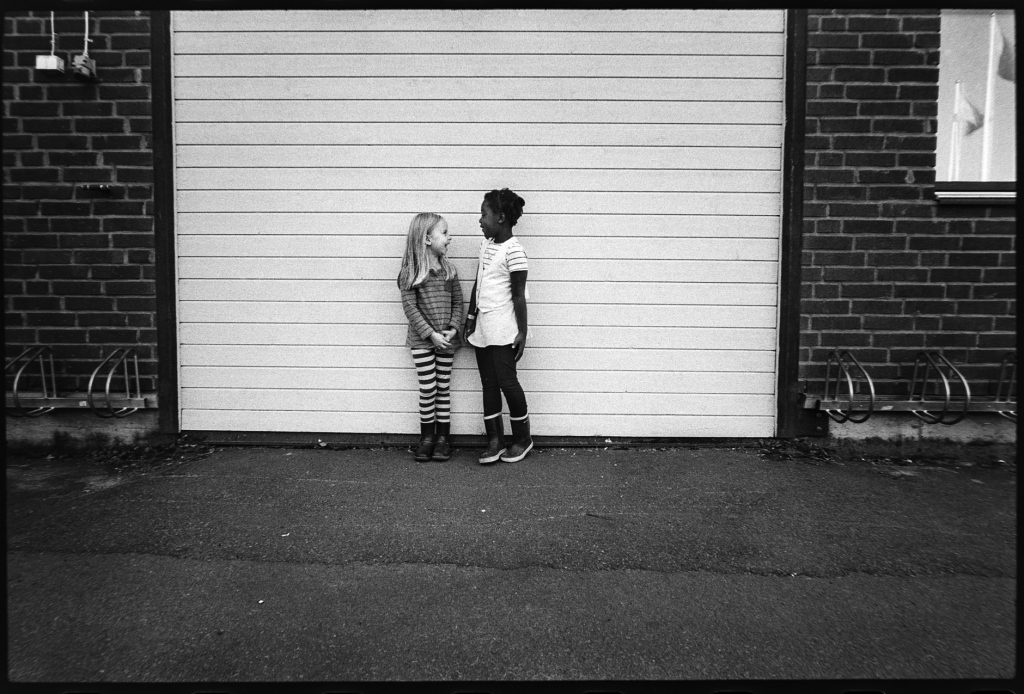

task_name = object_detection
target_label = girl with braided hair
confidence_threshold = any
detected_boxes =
[464,188,534,464]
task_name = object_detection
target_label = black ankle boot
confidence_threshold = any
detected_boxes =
[478,416,506,465]
[414,421,436,462]
[501,416,533,463]
[432,421,452,461]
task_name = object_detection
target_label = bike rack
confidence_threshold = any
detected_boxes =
[803,350,1016,426]
[6,346,156,417]
[908,351,970,425]
[995,353,1017,422]
[87,347,144,418]
[822,350,875,424]
[5,346,58,417]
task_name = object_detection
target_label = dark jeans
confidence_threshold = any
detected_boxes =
[474,344,528,419]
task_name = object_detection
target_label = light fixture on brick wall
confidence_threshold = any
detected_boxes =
[71,11,98,81]
[34,11,65,72]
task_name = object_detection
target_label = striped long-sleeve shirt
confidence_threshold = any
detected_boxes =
[398,267,465,353]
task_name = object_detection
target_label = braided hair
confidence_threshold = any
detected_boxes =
[483,188,526,228]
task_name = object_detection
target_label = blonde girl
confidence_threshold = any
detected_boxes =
[398,212,465,461]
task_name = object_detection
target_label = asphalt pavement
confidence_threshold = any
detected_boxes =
[5,439,1018,689]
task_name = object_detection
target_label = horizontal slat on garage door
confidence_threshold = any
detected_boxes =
[175,147,782,171]
[180,366,776,394]
[175,30,782,56]
[179,280,777,305]
[176,101,783,124]
[171,9,785,438]
[179,345,777,373]
[175,10,785,33]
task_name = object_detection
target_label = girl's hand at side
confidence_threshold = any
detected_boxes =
[430,331,452,350]
[513,331,526,362]
[442,328,458,345]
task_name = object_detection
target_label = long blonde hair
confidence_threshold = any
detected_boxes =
[399,212,455,290]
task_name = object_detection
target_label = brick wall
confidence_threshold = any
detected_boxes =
[3,10,157,395]
[801,9,1016,398]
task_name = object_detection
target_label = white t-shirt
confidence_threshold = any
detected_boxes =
[469,237,529,348]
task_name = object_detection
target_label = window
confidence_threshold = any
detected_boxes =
[935,9,1016,203]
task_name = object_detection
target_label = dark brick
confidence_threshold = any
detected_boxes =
[97,85,149,101]
[65,297,115,311]
[91,135,145,150]
[886,67,937,83]
[957,301,1011,316]
[4,233,59,249]
[91,265,141,280]
[879,202,933,217]
[110,233,154,248]
[38,265,90,280]
[111,35,152,51]
[116,297,156,312]
[872,50,926,66]
[38,329,89,344]
[103,151,152,166]
[857,169,909,184]
[962,236,1013,252]
[102,217,152,232]
[830,204,882,218]
[10,101,60,117]
[897,153,935,167]
[930,268,981,282]
[63,102,115,117]
[78,313,128,327]
[842,283,894,299]
[10,296,61,311]
[104,281,154,296]
[974,284,1017,299]
[49,151,100,166]
[974,220,1016,235]
[804,235,854,251]
[818,118,873,134]
[978,333,1017,349]
[818,49,872,65]
[24,312,76,327]
[91,200,145,216]
[59,233,112,250]
[810,315,862,330]
[863,316,911,330]
[97,17,150,33]
[86,328,138,343]
[861,33,914,49]
[822,267,873,282]
[845,85,900,101]
[947,253,1001,267]
[116,168,153,183]
[52,281,103,295]
[893,285,944,298]
[127,117,152,133]
[36,134,92,150]
[872,332,925,347]
[819,333,871,347]
[40,202,92,216]
[876,268,927,282]
[941,316,995,332]
[855,236,907,250]
[833,135,888,151]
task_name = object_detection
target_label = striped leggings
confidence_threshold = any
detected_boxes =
[410,348,454,424]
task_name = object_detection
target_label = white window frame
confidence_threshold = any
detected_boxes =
[934,9,1016,204]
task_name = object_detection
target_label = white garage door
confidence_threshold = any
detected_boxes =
[171,9,786,437]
